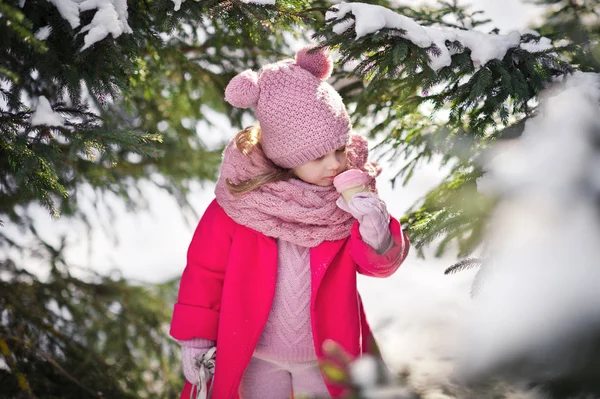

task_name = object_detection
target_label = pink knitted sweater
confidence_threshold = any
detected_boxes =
[254,239,315,361]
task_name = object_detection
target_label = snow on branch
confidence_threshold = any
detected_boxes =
[30,96,65,127]
[326,2,553,71]
[42,0,132,50]
[48,0,81,30]
[79,0,132,51]
[35,26,53,41]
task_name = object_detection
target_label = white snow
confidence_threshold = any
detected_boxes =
[424,26,521,70]
[111,0,132,33]
[520,36,553,52]
[35,26,52,41]
[171,0,193,12]
[329,2,432,47]
[349,354,379,388]
[327,2,546,71]
[172,0,183,11]
[240,0,275,4]
[48,0,80,29]
[30,96,65,127]
[80,0,132,51]
[457,72,600,381]
[0,80,10,112]
[45,0,132,50]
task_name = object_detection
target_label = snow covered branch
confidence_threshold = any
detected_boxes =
[29,0,132,50]
[326,2,554,71]
[30,96,65,127]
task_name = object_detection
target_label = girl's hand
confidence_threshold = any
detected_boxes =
[179,338,216,385]
[336,192,393,254]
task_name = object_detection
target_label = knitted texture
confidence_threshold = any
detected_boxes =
[224,45,351,168]
[254,240,315,362]
[336,192,394,254]
[214,134,381,247]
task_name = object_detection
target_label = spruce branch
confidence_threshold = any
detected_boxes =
[444,257,482,275]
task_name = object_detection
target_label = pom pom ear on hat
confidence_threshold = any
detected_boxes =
[224,69,260,109]
[295,46,333,81]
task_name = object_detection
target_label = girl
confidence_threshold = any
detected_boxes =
[170,45,410,399]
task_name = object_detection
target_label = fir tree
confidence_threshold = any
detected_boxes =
[315,0,581,258]
[532,0,600,72]
[0,0,325,397]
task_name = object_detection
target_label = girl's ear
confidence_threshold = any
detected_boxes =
[295,46,333,81]
[225,69,260,108]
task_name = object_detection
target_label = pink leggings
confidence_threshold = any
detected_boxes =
[239,355,330,399]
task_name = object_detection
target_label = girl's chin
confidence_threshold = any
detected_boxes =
[318,180,334,187]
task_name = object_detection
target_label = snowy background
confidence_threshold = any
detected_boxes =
[13,1,551,397]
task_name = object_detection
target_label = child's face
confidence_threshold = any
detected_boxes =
[292,146,347,187]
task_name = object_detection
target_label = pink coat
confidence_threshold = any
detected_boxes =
[170,199,409,398]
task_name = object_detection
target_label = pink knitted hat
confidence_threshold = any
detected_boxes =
[224,46,351,168]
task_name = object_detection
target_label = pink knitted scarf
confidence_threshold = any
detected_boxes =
[214,134,381,247]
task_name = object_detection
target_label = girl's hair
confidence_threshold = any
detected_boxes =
[226,126,296,195]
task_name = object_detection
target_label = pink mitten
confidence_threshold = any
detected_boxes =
[336,192,393,254]
[179,338,216,386]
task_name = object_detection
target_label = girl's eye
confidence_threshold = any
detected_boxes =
[336,147,346,153]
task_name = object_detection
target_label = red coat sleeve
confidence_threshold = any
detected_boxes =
[170,199,234,341]
[350,217,410,278]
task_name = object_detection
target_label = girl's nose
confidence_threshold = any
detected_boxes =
[326,153,341,170]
